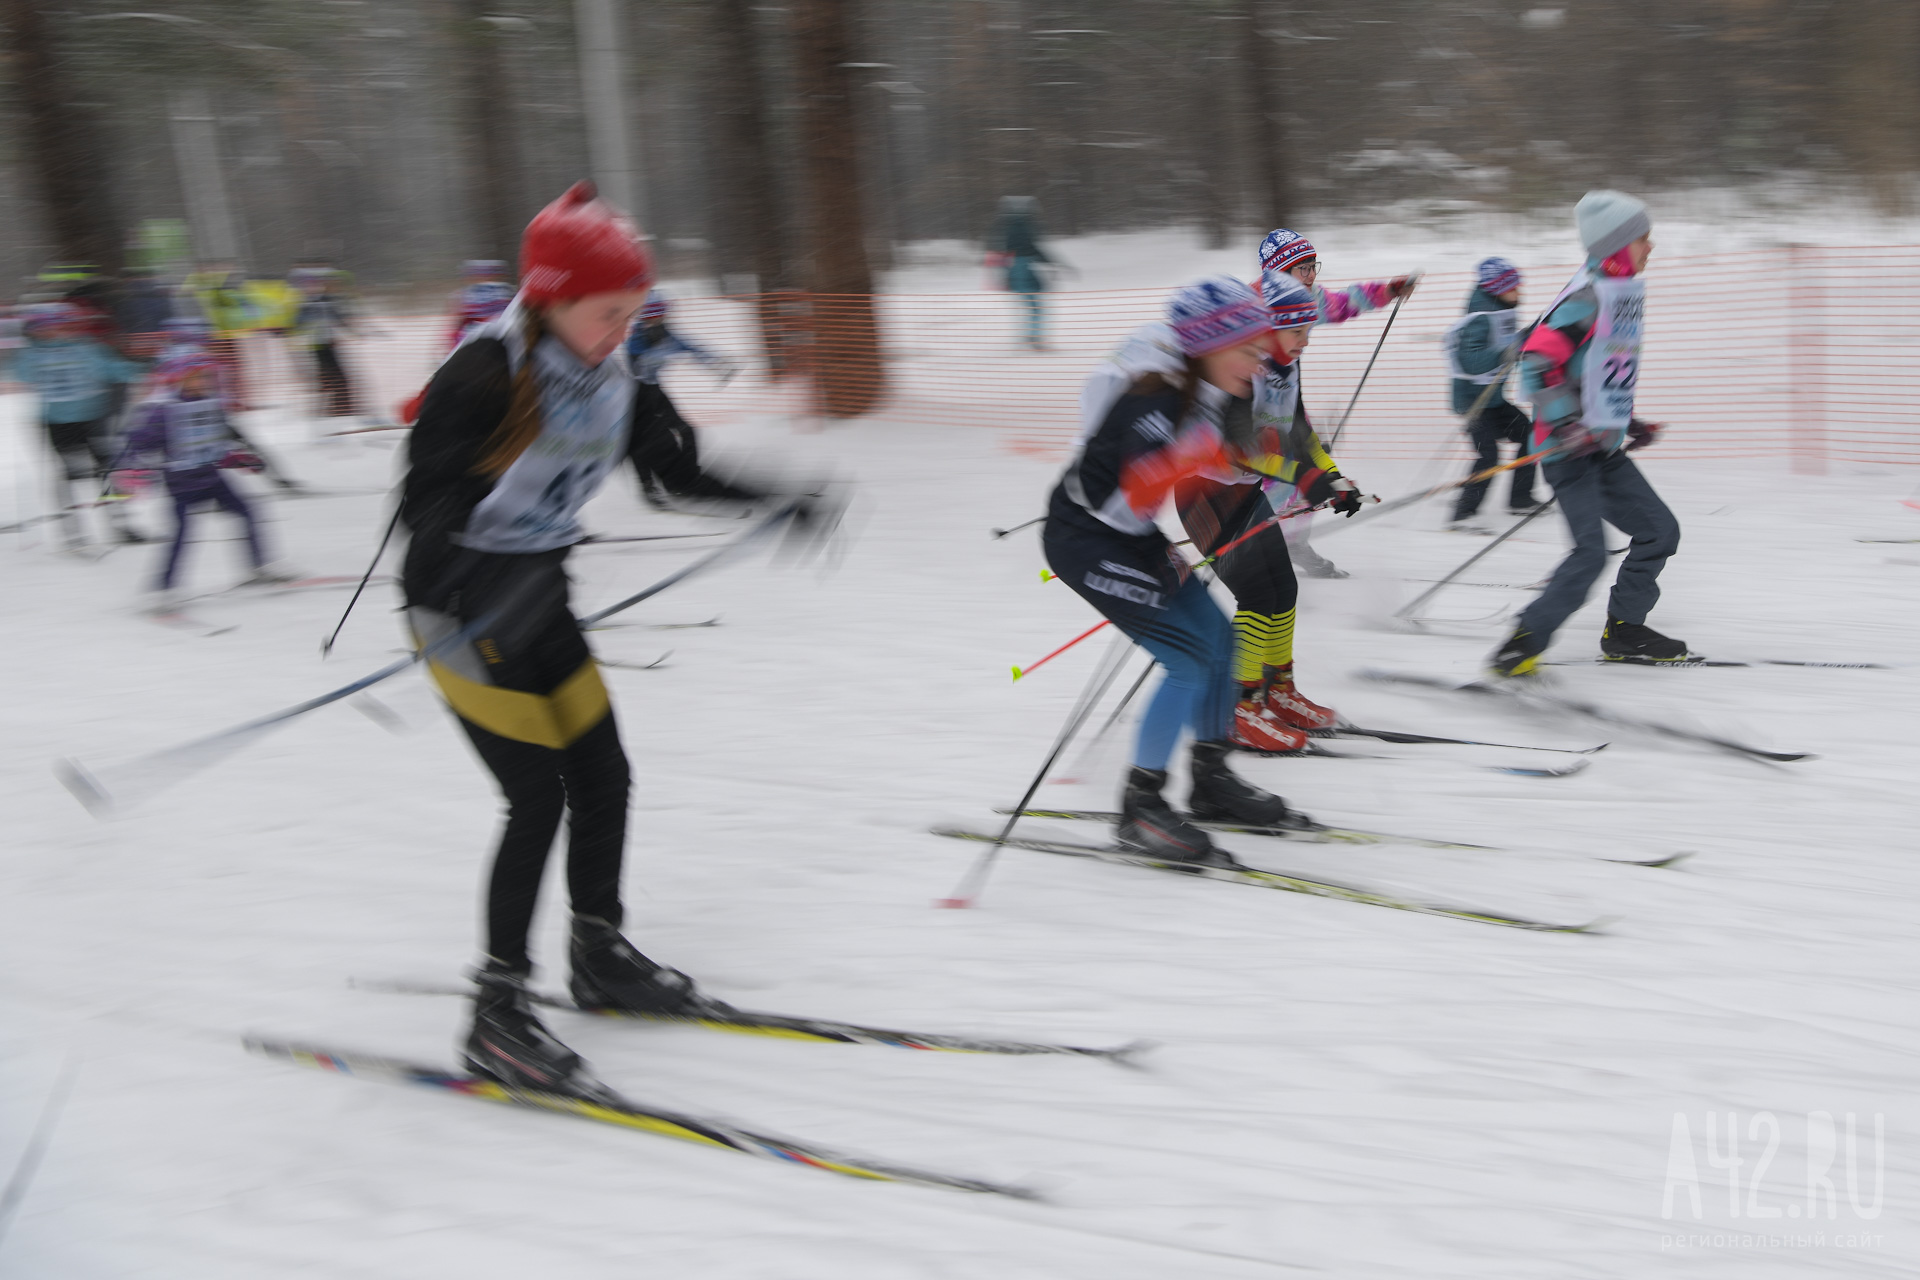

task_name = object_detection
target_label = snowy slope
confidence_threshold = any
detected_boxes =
[2,363,1916,1274]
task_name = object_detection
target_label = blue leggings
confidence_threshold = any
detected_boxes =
[1043,522,1237,770]
[1124,575,1237,769]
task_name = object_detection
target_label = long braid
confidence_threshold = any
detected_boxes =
[472,305,547,479]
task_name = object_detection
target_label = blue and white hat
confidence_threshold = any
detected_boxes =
[1166,276,1271,357]
[1259,228,1316,274]
[1476,257,1521,296]
[1259,272,1318,329]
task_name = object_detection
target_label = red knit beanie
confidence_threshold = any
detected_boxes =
[518,181,654,305]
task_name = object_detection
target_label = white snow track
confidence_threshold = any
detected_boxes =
[2,366,1915,1275]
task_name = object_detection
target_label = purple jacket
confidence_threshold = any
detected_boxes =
[114,394,238,495]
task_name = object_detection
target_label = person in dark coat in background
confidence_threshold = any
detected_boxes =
[989,196,1056,350]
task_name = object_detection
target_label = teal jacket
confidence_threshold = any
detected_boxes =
[14,338,142,424]
[1449,289,1521,415]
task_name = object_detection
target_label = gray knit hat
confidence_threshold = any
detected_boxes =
[1575,189,1651,260]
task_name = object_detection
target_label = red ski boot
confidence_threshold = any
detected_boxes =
[1262,665,1338,730]
[1228,687,1308,754]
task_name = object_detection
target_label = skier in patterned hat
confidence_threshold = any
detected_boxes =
[1444,256,1543,531]
[1042,275,1301,866]
[1255,228,1415,579]
[1175,271,1367,748]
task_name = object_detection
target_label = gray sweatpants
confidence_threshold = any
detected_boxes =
[1515,449,1679,640]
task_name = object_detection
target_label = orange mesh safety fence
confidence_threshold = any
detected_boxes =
[129,245,1920,471]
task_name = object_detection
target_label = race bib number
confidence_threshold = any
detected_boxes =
[1583,276,1644,436]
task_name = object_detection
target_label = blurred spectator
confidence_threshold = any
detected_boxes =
[988,195,1056,350]
[181,263,258,410]
[447,259,515,351]
[117,266,177,359]
[291,267,361,418]
[14,301,146,547]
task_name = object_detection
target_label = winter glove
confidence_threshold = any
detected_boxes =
[1325,477,1365,517]
[218,449,266,473]
[1387,274,1419,300]
[1549,419,1605,459]
[1625,418,1664,452]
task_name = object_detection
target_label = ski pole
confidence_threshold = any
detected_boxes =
[0,1050,80,1249]
[938,634,1133,909]
[56,503,800,815]
[1392,498,1557,620]
[1011,620,1109,681]
[321,502,403,657]
[1057,651,1157,783]
[990,516,1044,540]
[1326,274,1417,452]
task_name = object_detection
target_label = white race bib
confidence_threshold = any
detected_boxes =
[165,399,230,470]
[460,336,634,554]
[1443,309,1520,382]
[1582,275,1644,444]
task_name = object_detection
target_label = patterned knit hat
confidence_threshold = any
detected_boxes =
[1475,257,1521,296]
[1258,228,1316,275]
[153,351,220,385]
[1166,276,1272,356]
[1258,272,1318,329]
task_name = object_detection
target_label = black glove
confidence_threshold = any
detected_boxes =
[1326,478,1364,517]
[1301,468,1365,516]
[1625,418,1663,452]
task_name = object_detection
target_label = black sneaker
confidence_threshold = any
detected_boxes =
[1488,628,1546,678]
[463,963,584,1091]
[1117,766,1229,865]
[1186,741,1292,827]
[569,916,705,1016]
[1600,617,1690,662]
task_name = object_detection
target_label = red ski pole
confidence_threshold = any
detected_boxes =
[1011,620,1109,681]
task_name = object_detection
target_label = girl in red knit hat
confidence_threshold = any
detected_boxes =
[400,182,765,1091]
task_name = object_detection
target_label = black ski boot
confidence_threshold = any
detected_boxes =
[1186,740,1294,828]
[1600,617,1690,663]
[1488,628,1546,678]
[569,915,706,1016]
[1117,766,1229,865]
[463,962,585,1091]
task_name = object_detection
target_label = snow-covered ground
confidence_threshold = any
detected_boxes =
[7,190,1920,1271]
[2,373,1914,1276]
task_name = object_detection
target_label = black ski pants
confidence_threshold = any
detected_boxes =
[407,548,631,973]
[1454,400,1540,518]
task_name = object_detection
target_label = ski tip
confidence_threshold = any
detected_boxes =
[54,758,113,817]
[1105,1039,1159,1070]
[934,897,975,910]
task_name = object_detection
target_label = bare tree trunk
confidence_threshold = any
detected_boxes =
[455,0,521,262]
[0,0,122,269]
[706,0,805,376]
[1243,0,1291,232]
[790,0,885,417]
